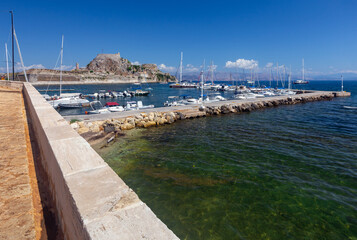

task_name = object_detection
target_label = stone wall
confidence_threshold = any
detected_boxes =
[22,82,178,239]
[74,93,336,136]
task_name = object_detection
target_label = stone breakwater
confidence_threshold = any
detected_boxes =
[71,92,348,141]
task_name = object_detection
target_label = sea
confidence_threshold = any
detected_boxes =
[36,80,357,239]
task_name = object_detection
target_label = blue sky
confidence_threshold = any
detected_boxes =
[1,0,356,78]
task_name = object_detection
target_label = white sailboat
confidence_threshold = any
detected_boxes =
[170,52,197,88]
[294,59,309,84]
[49,36,89,108]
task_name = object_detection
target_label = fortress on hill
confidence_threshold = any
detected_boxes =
[17,52,176,84]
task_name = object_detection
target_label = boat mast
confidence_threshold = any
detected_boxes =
[276,62,279,88]
[10,11,14,81]
[341,75,343,92]
[201,59,205,102]
[179,52,183,84]
[288,66,292,91]
[283,65,286,88]
[269,67,272,88]
[60,35,64,96]
[302,58,305,82]
[5,44,9,81]
[14,30,28,82]
[210,60,214,85]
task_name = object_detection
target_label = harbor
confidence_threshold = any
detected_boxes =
[1,1,357,239]
[63,90,350,134]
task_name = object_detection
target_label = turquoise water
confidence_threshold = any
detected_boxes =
[95,81,357,240]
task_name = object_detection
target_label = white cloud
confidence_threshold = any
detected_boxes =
[265,62,273,68]
[131,61,140,65]
[158,64,176,72]
[340,70,357,74]
[225,59,258,69]
[54,65,74,71]
[0,62,45,72]
[185,64,200,72]
[208,64,218,71]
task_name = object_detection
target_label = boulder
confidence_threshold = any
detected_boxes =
[78,126,90,134]
[70,122,79,130]
[144,121,156,128]
[120,123,135,130]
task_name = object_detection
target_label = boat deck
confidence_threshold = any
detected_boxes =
[0,86,44,239]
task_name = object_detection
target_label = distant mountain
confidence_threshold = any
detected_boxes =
[178,71,357,82]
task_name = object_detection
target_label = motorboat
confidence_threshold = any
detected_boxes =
[164,96,186,107]
[86,101,111,114]
[293,79,309,84]
[41,94,51,100]
[169,81,197,88]
[105,102,125,112]
[125,101,154,111]
[58,97,90,108]
[98,90,106,98]
[262,91,275,97]
[129,89,150,96]
[183,98,200,105]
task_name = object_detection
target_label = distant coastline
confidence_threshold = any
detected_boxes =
[30,79,170,86]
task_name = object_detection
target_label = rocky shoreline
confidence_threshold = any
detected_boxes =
[72,93,336,145]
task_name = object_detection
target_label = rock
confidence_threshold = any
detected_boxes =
[91,124,100,133]
[144,121,156,128]
[104,123,115,133]
[136,120,146,128]
[126,117,135,126]
[157,118,166,125]
[70,122,79,130]
[120,123,135,130]
[78,126,90,134]
[175,112,185,120]
[148,112,155,121]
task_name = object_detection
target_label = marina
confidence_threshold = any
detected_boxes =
[64,89,350,123]
[1,1,356,239]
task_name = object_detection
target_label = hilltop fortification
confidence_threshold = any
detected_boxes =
[17,52,176,84]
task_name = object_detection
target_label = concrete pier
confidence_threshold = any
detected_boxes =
[64,90,351,123]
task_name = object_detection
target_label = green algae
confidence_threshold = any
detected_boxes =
[96,109,357,240]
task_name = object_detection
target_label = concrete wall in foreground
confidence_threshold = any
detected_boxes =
[22,82,178,239]
[0,80,24,89]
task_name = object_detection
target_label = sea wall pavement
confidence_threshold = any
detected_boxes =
[22,82,178,239]
[69,91,350,136]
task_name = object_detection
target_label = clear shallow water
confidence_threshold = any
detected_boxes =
[95,80,356,239]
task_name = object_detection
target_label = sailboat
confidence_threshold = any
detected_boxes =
[294,59,309,84]
[49,36,89,108]
[170,52,197,88]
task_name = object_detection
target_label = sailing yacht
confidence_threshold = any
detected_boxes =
[294,59,309,84]
[170,52,197,88]
[49,36,89,108]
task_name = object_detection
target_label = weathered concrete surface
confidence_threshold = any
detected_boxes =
[0,84,45,239]
[23,82,178,239]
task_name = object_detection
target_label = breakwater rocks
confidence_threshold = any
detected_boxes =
[72,93,335,139]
